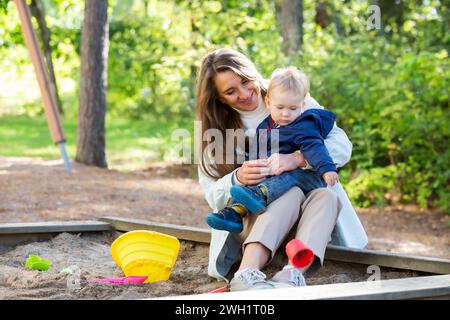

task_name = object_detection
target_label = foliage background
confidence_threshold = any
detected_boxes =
[0,0,448,213]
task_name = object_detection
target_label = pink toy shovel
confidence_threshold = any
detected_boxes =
[89,276,148,284]
[208,286,229,293]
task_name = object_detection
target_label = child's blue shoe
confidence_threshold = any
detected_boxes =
[230,185,267,215]
[206,207,244,233]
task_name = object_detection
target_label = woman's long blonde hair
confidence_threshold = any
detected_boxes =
[196,48,267,179]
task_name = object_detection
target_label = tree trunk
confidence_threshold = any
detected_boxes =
[439,0,449,45]
[315,1,329,29]
[76,0,108,168]
[330,0,345,37]
[29,0,63,114]
[275,0,304,56]
[189,5,199,110]
[143,0,149,18]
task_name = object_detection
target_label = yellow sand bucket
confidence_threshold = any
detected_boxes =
[110,230,180,283]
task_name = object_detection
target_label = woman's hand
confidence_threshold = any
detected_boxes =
[322,171,339,187]
[267,152,306,176]
[235,159,271,185]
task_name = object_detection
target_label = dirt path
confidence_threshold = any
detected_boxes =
[0,157,449,259]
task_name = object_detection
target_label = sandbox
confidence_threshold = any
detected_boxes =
[0,225,435,300]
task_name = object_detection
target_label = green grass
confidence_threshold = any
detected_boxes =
[0,114,194,171]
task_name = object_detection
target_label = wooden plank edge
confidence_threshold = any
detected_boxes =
[326,245,450,275]
[153,274,450,300]
[0,221,112,234]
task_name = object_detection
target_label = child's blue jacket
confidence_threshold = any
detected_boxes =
[255,109,338,176]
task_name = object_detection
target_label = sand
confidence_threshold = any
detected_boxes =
[0,232,424,300]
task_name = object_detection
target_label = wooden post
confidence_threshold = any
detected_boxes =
[15,0,64,143]
[15,0,71,171]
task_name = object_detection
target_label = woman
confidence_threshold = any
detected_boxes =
[196,48,367,291]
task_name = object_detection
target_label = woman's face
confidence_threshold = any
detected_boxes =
[214,70,260,112]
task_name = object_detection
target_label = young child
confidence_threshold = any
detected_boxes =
[205,67,340,233]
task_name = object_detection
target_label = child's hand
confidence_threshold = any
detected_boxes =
[323,171,339,187]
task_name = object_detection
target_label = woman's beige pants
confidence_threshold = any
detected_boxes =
[238,187,341,265]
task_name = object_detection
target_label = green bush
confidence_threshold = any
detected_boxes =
[307,34,449,213]
[346,162,437,209]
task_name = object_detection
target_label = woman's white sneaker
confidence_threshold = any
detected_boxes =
[230,268,275,291]
[269,267,307,288]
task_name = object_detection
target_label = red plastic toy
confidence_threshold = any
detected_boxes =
[285,239,314,268]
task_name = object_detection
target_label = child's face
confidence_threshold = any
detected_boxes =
[265,88,305,126]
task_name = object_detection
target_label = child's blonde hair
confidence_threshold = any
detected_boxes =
[267,66,309,101]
